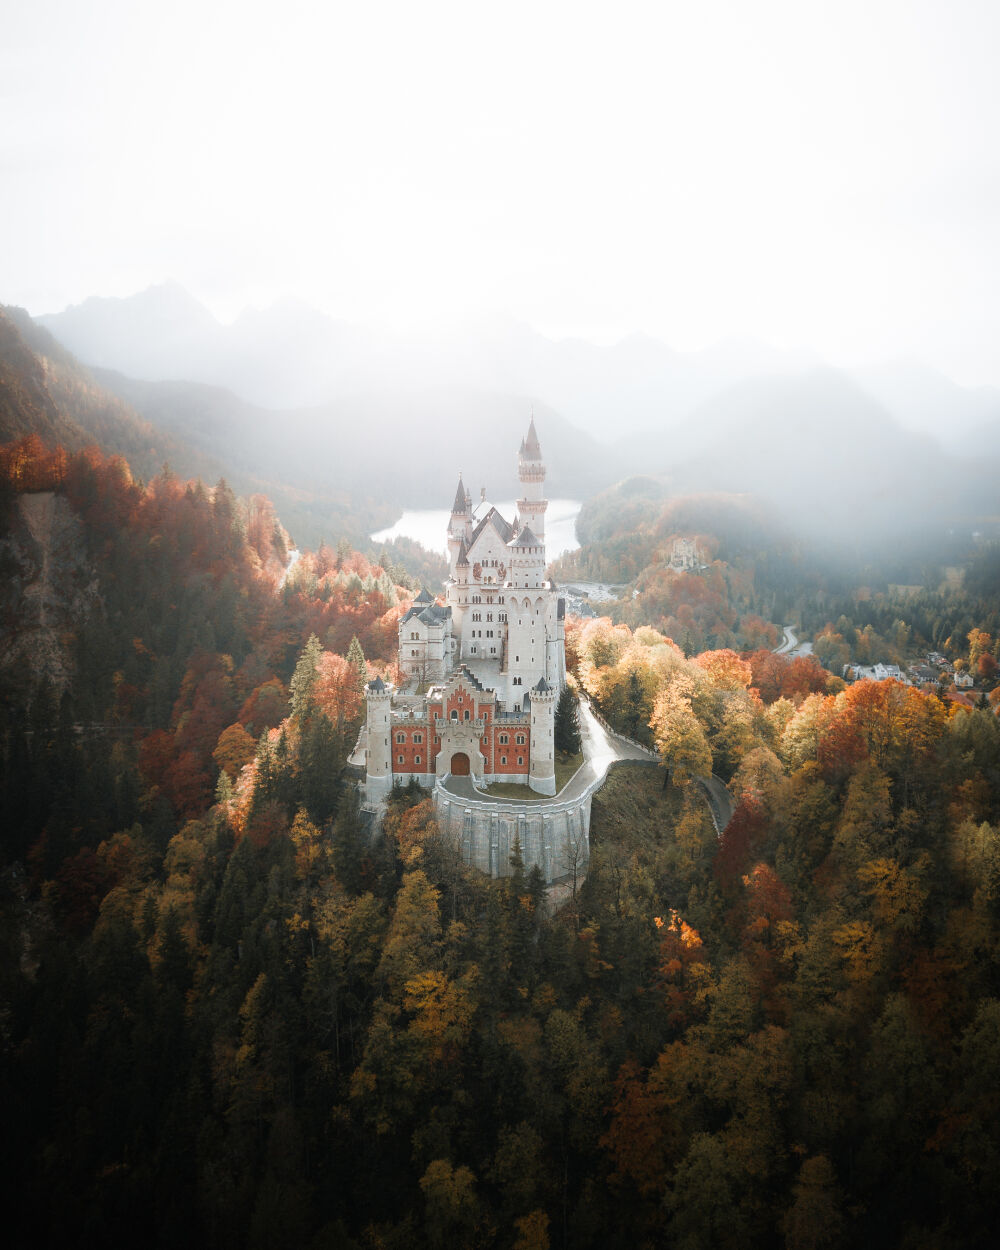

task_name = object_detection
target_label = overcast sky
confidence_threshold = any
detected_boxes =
[2,0,998,384]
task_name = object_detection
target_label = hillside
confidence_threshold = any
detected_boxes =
[0,306,405,551]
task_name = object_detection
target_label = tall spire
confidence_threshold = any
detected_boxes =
[452,474,469,514]
[516,413,547,544]
[523,414,541,460]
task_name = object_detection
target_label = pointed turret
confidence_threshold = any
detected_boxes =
[523,415,541,459]
[451,475,469,514]
[456,537,469,568]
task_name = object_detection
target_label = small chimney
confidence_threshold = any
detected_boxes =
[480,486,486,501]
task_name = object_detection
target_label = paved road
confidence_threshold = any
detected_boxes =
[440,697,655,806]
[775,624,798,654]
[774,624,815,659]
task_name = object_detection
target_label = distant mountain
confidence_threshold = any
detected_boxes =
[0,308,80,448]
[632,368,1000,544]
[854,360,1000,441]
[1,304,197,476]
[91,369,623,507]
[0,305,398,548]
[36,285,824,439]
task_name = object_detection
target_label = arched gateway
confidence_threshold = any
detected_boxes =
[450,752,471,776]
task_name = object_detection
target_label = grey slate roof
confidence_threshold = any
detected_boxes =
[401,600,449,626]
[468,506,514,550]
[508,524,541,549]
[451,476,468,513]
[533,676,552,692]
[414,587,433,604]
[456,537,469,567]
[367,676,386,693]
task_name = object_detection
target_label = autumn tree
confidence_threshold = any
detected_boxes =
[650,686,712,788]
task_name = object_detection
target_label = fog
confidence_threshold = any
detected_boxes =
[5,1,1000,382]
[4,1,1000,550]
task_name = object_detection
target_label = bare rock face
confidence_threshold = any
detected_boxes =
[0,491,99,695]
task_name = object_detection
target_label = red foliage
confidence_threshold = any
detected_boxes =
[714,791,770,893]
[238,678,289,735]
[816,714,868,784]
[747,649,829,704]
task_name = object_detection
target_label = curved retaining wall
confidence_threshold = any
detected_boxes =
[433,759,658,883]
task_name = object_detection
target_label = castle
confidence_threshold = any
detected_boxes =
[362,418,566,801]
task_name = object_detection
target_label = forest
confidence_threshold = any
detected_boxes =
[2,432,1000,1249]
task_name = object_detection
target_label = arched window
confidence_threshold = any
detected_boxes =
[500,755,507,765]
[397,755,404,765]
[517,756,524,766]
[451,710,458,720]
[414,754,421,764]
[396,733,405,744]
[463,710,470,721]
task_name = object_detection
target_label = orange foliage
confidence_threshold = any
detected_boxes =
[213,722,257,779]
[693,648,752,690]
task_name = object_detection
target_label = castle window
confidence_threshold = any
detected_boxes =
[413,734,422,743]
[451,710,458,720]
[411,632,418,640]
[501,755,507,765]
[396,734,405,744]
[487,613,493,622]
[513,676,521,685]
[516,734,525,745]
[434,736,439,744]
[411,650,418,656]
[499,734,509,744]
[397,755,404,765]
[414,755,421,764]
[463,710,470,720]
[517,756,524,766]
[490,646,496,654]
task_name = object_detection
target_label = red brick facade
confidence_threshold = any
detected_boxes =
[391,680,529,779]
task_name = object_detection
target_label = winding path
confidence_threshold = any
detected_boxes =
[440,696,655,807]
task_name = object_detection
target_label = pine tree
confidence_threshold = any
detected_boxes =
[554,684,582,756]
[346,635,368,698]
[289,634,322,720]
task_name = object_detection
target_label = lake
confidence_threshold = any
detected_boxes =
[372,498,582,560]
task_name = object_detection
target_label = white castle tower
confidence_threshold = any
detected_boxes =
[528,676,557,795]
[363,676,393,800]
[517,416,547,543]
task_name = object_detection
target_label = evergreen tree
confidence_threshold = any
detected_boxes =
[554,684,582,755]
[289,634,322,720]
[346,635,368,699]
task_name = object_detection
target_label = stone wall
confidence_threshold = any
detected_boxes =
[434,781,591,883]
